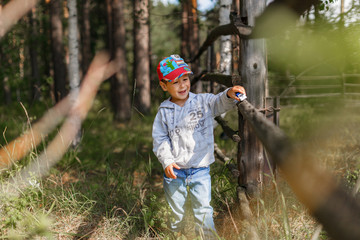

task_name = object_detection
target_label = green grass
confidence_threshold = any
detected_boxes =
[0,98,359,239]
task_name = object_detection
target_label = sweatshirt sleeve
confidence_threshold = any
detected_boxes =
[152,110,175,170]
[207,88,237,117]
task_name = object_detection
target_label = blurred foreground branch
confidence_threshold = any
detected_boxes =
[0,0,39,39]
[236,100,360,240]
[1,52,117,195]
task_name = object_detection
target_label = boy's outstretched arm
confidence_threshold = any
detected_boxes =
[165,163,181,179]
[227,85,246,101]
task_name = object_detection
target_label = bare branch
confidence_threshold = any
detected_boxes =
[237,187,260,240]
[214,143,231,164]
[190,23,252,63]
[214,116,240,142]
[214,143,239,178]
[190,70,207,86]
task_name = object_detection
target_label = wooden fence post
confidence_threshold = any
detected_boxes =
[341,73,345,98]
[237,0,267,197]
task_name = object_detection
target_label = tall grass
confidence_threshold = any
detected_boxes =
[0,98,359,239]
[212,103,360,239]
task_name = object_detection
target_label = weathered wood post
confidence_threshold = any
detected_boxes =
[237,0,267,197]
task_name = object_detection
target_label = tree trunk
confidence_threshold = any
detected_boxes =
[219,0,232,75]
[80,0,91,75]
[106,0,113,53]
[232,0,240,74]
[313,2,321,25]
[68,0,82,146]
[0,0,12,105]
[180,0,200,92]
[232,0,240,15]
[50,0,67,102]
[29,7,41,102]
[0,46,12,105]
[41,0,52,99]
[238,0,267,197]
[106,0,115,110]
[133,0,151,114]
[181,0,190,59]
[110,0,131,122]
[68,0,80,93]
[188,0,201,92]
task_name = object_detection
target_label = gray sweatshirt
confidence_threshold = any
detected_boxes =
[152,89,237,170]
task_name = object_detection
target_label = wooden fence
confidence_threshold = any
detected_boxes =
[192,16,360,240]
[236,99,360,240]
[269,73,360,102]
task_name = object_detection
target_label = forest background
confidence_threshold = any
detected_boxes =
[0,0,360,239]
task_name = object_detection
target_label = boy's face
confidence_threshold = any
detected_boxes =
[160,74,191,106]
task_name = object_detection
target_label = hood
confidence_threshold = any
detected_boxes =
[158,92,197,109]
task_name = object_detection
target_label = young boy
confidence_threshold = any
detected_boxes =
[152,54,246,239]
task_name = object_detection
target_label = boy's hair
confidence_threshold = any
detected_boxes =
[157,54,193,82]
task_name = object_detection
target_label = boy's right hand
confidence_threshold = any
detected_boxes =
[227,85,246,101]
[165,163,180,179]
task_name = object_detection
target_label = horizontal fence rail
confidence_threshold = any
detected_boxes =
[269,73,360,101]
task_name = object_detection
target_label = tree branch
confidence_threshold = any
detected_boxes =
[214,143,239,178]
[190,23,252,63]
[190,70,207,86]
[215,116,241,142]
[236,187,260,239]
[200,73,233,88]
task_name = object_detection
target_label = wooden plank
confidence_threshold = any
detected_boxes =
[281,93,341,99]
[293,85,342,90]
[344,83,360,87]
[345,93,360,96]
[269,74,360,81]
[296,76,341,81]
[343,74,360,77]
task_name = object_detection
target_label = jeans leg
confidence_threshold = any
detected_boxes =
[163,169,188,233]
[188,167,217,239]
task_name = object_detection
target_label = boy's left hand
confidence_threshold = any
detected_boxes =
[227,86,246,101]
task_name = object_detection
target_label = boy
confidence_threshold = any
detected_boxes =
[152,54,246,239]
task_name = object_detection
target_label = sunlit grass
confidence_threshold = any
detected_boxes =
[0,89,359,239]
[213,103,360,239]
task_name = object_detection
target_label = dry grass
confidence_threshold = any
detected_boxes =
[0,102,359,239]
[212,104,360,239]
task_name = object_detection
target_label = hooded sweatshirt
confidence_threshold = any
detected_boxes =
[152,89,237,170]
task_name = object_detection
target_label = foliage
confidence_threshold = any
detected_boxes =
[266,1,360,105]
[150,2,181,61]
[1,0,360,239]
[319,0,336,11]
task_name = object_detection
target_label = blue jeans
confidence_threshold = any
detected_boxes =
[163,167,217,239]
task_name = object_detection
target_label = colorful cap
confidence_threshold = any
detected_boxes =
[157,54,193,82]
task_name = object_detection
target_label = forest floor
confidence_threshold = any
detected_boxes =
[0,97,359,239]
